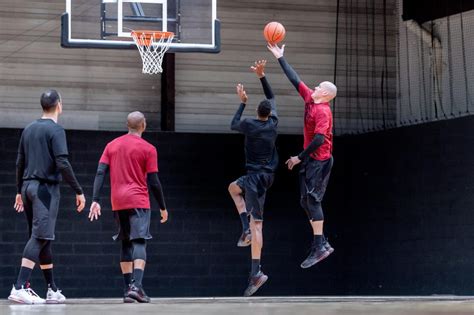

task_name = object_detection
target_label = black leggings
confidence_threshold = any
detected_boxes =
[23,238,52,265]
[121,239,147,262]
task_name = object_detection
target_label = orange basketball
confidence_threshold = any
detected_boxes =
[263,22,286,44]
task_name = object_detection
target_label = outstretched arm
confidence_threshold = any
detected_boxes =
[251,60,277,118]
[267,44,302,91]
[251,60,274,100]
[230,84,248,132]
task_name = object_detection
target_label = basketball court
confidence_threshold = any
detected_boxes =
[2,297,474,315]
[2,0,474,313]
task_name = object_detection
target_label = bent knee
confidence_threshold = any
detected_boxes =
[228,182,242,194]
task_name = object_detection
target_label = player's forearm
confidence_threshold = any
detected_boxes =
[278,57,301,91]
[298,134,325,160]
[230,103,246,131]
[259,76,274,100]
[147,173,167,210]
[15,154,25,194]
[55,156,83,195]
[92,163,109,202]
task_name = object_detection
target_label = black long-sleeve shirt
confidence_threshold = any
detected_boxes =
[231,76,279,173]
[16,119,83,194]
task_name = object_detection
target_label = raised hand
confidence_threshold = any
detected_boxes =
[236,83,248,103]
[267,43,285,59]
[250,60,267,78]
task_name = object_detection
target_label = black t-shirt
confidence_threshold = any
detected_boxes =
[18,119,69,183]
[231,100,279,173]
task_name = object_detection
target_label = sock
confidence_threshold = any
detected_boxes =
[312,235,323,249]
[239,212,250,231]
[133,269,144,287]
[15,266,33,290]
[321,234,327,244]
[42,268,57,291]
[123,273,133,290]
[251,259,260,276]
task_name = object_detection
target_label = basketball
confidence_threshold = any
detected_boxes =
[263,22,286,44]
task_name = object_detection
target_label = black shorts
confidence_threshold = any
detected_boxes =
[22,180,60,240]
[299,157,333,216]
[113,208,152,241]
[235,172,274,221]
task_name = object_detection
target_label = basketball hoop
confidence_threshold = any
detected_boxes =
[131,30,175,74]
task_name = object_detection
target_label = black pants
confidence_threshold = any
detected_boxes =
[22,180,60,240]
[299,157,333,221]
[236,172,274,221]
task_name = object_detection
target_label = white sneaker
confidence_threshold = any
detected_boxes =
[46,287,66,304]
[8,285,45,304]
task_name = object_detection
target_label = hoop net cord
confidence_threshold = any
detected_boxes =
[131,31,174,74]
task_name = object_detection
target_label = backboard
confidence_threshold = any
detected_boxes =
[61,0,220,53]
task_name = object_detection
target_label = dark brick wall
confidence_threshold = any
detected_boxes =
[1,115,474,297]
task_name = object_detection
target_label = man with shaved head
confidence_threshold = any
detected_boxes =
[268,43,336,269]
[89,111,168,303]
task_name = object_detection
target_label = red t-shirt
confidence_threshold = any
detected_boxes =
[298,82,333,161]
[99,134,158,211]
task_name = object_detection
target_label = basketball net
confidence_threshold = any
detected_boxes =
[131,31,175,74]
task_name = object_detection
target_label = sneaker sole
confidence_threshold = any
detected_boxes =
[243,275,268,297]
[237,240,251,247]
[123,296,135,303]
[8,295,33,305]
[127,292,150,303]
[46,299,65,304]
[300,251,331,269]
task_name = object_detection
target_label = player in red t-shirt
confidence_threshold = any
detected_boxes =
[88,111,168,303]
[268,43,337,269]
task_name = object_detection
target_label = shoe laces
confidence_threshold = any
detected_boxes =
[25,287,40,298]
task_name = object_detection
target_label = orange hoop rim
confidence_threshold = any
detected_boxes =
[131,30,174,39]
[131,30,174,47]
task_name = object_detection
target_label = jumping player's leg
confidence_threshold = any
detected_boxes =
[229,179,251,247]
[243,173,272,297]
[250,217,263,276]
[299,158,334,269]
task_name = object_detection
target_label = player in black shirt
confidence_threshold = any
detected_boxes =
[228,60,278,296]
[8,89,86,304]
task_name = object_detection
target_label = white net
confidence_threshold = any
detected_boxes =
[131,31,175,74]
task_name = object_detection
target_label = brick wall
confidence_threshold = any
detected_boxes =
[1,116,474,297]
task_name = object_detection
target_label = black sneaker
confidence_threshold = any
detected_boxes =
[243,271,268,297]
[237,229,252,247]
[323,239,334,254]
[300,245,330,269]
[126,284,150,303]
[123,288,135,303]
